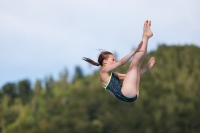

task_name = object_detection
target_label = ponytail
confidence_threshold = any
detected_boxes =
[82,57,100,66]
[82,50,113,66]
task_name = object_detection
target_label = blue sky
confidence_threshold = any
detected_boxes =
[0,0,200,87]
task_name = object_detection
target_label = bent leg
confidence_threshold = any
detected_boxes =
[121,52,145,97]
[121,20,153,98]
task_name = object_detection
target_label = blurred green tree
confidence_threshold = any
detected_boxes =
[2,83,17,99]
[72,66,84,82]
[18,79,32,104]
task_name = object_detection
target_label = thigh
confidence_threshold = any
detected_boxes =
[121,66,139,98]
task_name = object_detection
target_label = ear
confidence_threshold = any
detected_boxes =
[103,59,107,64]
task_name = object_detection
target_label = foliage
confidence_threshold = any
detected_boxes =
[0,44,200,133]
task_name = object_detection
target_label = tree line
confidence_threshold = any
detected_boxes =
[0,44,200,133]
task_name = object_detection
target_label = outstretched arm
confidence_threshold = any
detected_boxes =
[103,41,143,73]
[119,41,143,65]
[115,57,155,80]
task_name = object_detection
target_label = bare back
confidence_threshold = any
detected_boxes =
[100,70,112,87]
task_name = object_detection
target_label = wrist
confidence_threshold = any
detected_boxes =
[132,50,136,55]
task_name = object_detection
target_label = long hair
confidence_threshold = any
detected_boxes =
[82,51,113,66]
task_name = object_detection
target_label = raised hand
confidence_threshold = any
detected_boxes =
[146,57,155,69]
[135,41,143,52]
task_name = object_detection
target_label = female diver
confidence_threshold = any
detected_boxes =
[83,20,155,102]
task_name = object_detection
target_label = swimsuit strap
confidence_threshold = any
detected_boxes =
[103,72,113,90]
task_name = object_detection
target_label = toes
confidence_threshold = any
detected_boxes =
[149,20,151,27]
[144,20,148,26]
[146,20,148,26]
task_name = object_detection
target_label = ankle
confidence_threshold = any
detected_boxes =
[142,35,150,40]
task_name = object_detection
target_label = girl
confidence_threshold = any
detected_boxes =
[83,20,155,102]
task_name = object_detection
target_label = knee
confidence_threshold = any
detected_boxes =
[121,87,138,97]
[130,60,140,68]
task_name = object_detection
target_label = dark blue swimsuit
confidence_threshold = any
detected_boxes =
[103,72,137,102]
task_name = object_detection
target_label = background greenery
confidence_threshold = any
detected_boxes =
[0,44,200,133]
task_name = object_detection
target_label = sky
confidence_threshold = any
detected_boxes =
[0,0,200,88]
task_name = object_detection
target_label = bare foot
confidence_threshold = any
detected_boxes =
[143,20,153,38]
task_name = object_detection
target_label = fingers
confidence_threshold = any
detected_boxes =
[150,57,155,66]
[136,41,143,51]
[138,41,143,48]
[148,57,154,62]
[150,56,155,61]
[137,41,143,47]
[148,57,155,68]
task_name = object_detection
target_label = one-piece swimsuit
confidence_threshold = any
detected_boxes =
[103,72,137,102]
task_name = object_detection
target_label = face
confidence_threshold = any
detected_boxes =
[105,54,116,65]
